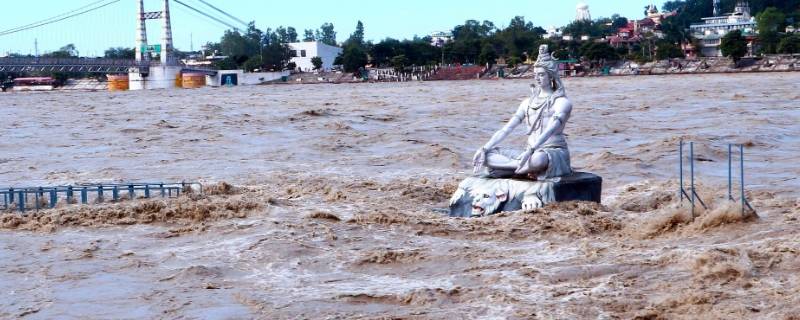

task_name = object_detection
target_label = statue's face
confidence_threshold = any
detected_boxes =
[470,188,508,217]
[534,67,551,89]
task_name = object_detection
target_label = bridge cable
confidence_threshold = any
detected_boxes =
[172,3,235,32]
[173,0,240,32]
[0,0,121,37]
[193,0,249,28]
[0,0,111,35]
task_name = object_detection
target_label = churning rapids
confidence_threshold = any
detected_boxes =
[1,73,799,319]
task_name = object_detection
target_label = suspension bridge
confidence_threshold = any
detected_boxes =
[0,0,249,89]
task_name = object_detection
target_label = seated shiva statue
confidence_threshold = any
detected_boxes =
[472,44,573,180]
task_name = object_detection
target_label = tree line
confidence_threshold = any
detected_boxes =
[4,0,800,81]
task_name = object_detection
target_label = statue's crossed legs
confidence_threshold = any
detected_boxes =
[485,147,571,180]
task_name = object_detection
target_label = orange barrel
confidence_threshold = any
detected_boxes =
[107,74,129,91]
[181,73,206,89]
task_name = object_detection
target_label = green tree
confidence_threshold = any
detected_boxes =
[46,44,78,58]
[778,34,800,53]
[275,26,299,43]
[104,47,135,59]
[390,54,409,71]
[478,43,498,65]
[579,42,619,61]
[562,20,606,38]
[261,30,292,70]
[311,56,323,70]
[351,21,365,45]
[317,23,337,46]
[371,38,401,66]
[219,28,260,65]
[303,29,315,42]
[341,44,368,72]
[655,41,685,60]
[721,30,748,65]
[286,27,298,43]
[611,14,629,29]
[243,55,263,72]
[370,37,440,67]
[495,16,541,61]
[756,7,786,54]
[213,57,238,70]
[447,20,496,64]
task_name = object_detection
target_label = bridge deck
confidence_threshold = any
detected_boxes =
[0,57,216,75]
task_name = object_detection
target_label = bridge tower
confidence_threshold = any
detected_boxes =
[160,0,176,65]
[130,0,182,90]
[135,0,148,62]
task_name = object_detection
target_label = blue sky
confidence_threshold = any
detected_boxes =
[1,0,658,56]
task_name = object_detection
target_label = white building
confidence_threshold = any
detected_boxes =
[576,2,591,22]
[430,31,453,47]
[546,26,562,39]
[689,1,757,57]
[288,41,343,72]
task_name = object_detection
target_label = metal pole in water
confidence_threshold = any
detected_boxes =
[728,144,733,201]
[8,188,13,204]
[740,144,745,217]
[18,191,25,213]
[679,140,684,203]
[97,186,104,203]
[129,184,135,200]
[690,142,695,217]
[144,185,150,198]
[50,189,57,208]
[113,186,119,202]
[81,187,88,204]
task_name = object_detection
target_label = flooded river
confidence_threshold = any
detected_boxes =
[1,73,799,319]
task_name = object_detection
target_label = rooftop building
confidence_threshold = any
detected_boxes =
[430,31,453,47]
[546,26,563,39]
[689,1,757,57]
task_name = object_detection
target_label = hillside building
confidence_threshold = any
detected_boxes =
[288,41,343,72]
[689,1,757,57]
[430,31,453,47]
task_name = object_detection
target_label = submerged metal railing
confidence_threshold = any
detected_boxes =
[1,182,202,213]
[679,141,754,219]
[728,144,755,216]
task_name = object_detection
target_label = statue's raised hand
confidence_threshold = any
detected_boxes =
[472,148,487,174]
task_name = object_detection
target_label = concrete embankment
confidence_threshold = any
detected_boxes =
[490,54,800,79]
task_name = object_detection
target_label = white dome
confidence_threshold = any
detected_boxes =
[576,2,589,10]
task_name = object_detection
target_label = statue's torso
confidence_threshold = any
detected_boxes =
[524,95,570,149]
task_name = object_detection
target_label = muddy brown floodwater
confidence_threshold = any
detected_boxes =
[1,73,799,319]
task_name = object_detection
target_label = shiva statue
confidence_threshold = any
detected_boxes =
[472,44,573,181]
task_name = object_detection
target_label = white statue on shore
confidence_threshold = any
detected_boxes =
[472,44,573,182]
